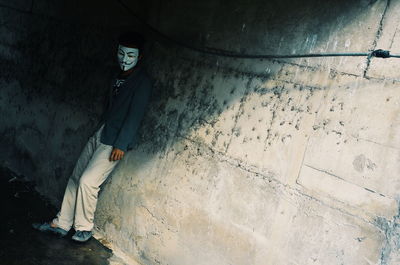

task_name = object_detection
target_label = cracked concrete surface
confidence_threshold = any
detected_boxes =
[363,0,391,77]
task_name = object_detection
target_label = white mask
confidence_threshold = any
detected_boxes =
[117,45,139,71]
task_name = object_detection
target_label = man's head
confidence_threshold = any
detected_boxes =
[117,32,145,72]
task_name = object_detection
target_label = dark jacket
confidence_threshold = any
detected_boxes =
[98,66,152,152]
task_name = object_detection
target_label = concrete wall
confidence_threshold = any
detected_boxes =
[1,0,400,264]
[0,0,146,202]
[95,0,400,264]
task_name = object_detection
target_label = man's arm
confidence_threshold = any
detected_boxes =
[110,77,152,160]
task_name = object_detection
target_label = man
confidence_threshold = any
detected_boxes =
[33,32,152,242]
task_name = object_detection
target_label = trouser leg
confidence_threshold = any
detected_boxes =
[74,142,119,231]
[52,125,104,231]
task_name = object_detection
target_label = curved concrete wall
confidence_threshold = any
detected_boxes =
[1,0,400,264]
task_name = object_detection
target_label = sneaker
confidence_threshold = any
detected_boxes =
[32,222,69,237]
[71,230,92,242]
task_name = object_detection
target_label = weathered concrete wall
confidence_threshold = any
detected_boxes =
[2,0,400,264]
[0,0,137,202]
[94,0,400,264]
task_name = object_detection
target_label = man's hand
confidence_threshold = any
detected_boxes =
[109,147,125,161]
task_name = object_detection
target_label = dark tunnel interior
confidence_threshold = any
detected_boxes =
[1,0,400,264]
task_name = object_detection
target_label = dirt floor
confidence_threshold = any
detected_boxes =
[0,167,113,265]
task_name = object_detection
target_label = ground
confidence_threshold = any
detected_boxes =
[0,167,112,265]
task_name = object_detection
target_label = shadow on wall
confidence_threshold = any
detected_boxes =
[92,0,400,263]
[128,0,388,159]
[0,0,386,200]
[0,4,124,200]
[147,0,383,59]
[1,0,399,263]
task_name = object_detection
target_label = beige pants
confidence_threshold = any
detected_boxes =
[52,124,120,231]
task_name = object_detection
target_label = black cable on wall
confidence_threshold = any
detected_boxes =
[117,0,400,60]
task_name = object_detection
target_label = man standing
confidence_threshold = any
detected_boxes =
[33,32,152,242]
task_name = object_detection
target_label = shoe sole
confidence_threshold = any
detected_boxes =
[71,237,92,243]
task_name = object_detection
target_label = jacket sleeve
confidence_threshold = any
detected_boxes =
[112,77,152,152]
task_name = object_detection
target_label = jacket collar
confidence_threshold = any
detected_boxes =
[119,63,143,81]
[112,64,144,90]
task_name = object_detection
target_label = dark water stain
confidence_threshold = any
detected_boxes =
[0,167,112,265]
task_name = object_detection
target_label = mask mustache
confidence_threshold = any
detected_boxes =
[122,60,134,65]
